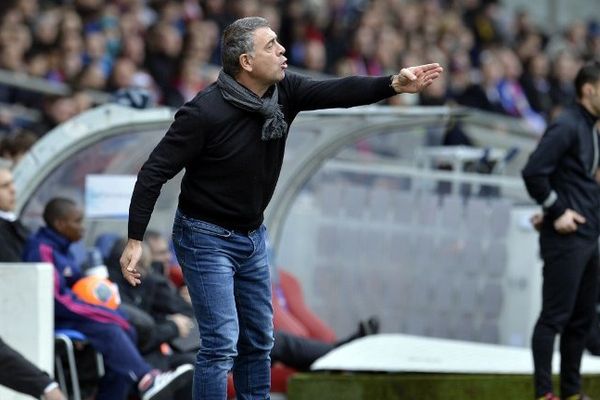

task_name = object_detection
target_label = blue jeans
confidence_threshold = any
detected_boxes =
[172,210,274,400]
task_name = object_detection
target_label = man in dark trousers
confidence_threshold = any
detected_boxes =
[522,61,600,400]
[120,16,443,400]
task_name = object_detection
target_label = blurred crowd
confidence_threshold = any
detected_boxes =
[0,0,599,152]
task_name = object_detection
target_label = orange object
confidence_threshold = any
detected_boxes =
[72,276,121,310]
[160,342,173,356]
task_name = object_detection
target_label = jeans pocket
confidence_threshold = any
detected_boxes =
[188,220,233,238]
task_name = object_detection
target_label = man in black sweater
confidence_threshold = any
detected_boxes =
[522,61,600,400]
[120,16,443,400]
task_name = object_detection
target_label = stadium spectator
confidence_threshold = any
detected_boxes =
[0,0,598,141]
[549,50,581,113]
[0,161,29,262]
[457,50,506,114]
[145,22,183,106]
[30,95,78,137]
[143,230,177,278]
[496,47,546,133]
[520,53,554,118]
[0,130,36,164]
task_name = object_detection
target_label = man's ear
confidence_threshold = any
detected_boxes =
[239,53,253,73]
[583,82,594,98]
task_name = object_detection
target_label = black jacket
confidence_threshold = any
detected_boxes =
[0,336,54,397]
[522,104,600,241]
[0,218,30,262]
[128,71,396,240]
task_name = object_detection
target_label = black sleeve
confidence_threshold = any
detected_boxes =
[128,103,205,240]
[0,337,54,397]
[521,118,574,220]
[286,73,397,112]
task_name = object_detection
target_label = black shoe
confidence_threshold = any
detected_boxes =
[358,316,380,336]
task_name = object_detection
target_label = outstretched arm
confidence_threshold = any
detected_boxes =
[390,63,444,94]
[287,63,444,112]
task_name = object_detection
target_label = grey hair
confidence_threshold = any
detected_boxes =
[221,17,270,77]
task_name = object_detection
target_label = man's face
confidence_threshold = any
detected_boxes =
[0,169,16,212]
[248,27,287,86]
[55,205,85,242]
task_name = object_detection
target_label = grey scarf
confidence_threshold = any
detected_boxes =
[217,70,287,141]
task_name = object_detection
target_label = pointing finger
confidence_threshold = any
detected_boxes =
[417,63,441,72]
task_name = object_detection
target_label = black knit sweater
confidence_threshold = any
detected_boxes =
[128,71,396,240]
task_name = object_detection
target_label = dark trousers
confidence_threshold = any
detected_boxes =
[0,336,53,397]
[271,331,334,371]
[585,294,600,355]
[532,238,599,397]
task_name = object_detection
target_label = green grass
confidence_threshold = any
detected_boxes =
[288,372,600,400]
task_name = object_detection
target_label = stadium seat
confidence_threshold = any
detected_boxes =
[274,269,337,343]
[54,329,104,400]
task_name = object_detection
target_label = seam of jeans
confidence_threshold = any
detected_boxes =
[235,294,253,393]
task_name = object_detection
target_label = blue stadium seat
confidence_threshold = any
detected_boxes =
[54,329,104,400]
